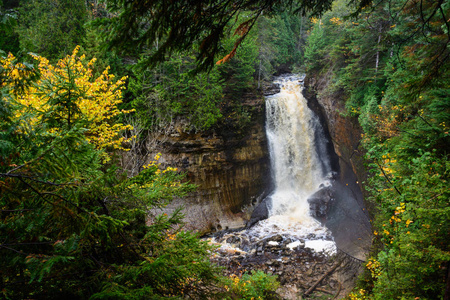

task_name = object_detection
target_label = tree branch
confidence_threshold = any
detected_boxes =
[375,160,402,196]
[304,260,343,296]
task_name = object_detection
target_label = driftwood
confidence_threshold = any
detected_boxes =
[315,287,334,295]
[304,260,342,296]
[333,281,342,300]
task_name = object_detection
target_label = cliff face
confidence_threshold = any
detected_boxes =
[303,74,367,202]
[303,73,372,259]
[146,93,270,234]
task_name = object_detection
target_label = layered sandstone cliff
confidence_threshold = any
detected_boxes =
[145,93,271,234]
[303,74,367,202]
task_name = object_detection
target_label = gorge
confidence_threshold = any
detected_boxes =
[2,1,448,298]
[149,74,371,256]
[141,74,373,298]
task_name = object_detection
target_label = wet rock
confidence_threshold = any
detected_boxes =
[281,250,291,256]
[247,197,270,227]
[308,186,334,221]
[257,244,264,252]
[282,237,294,246]
[263,82,281,96]
[239,237,250,250]
[273,260,281,267]
[226,236,241,244]
[282,257,290,264]
[209,228,364,299]
[268,234,284,242]
[307,233,316,239]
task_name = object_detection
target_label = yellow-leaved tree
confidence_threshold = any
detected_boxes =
[0,47,221,299]
[1,46,132,159]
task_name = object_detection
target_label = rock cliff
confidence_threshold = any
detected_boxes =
[146,92,271,234]
[303,75,366,198]
[303,73,372,259]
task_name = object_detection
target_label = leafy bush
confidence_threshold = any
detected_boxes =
[223,271,279,299]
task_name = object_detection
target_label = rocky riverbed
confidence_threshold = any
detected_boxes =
[208,231,365,299]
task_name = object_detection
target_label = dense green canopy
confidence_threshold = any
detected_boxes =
[98,0,370,71]
[2,0,449,298]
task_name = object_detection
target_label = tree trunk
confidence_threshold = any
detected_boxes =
[258,59,261,89]
[304,260,342,296]
[375,25,382,73]
[444,262,450,300]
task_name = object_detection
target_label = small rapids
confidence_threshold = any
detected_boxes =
[208,75,336,256]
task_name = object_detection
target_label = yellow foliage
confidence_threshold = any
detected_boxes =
[1,53,34,84]
[406,219,413,227]
[310,17,320,24]
[1,47,133,158]
[366,258,382,278]
[379,152,397,176]
[348,289,369,300]
[330,17,343,25]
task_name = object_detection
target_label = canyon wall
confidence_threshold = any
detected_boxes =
[303,74,367,203]
[145,93,271,234]
[303,73,372,259]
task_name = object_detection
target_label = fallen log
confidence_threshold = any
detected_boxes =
[315,287,334,295]
[333,281,342,300]
[304,260,342,296]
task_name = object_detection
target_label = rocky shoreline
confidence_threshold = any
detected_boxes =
[209,233,365,299]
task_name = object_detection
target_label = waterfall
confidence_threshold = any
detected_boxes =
[208,75,336,255]
[246,75,335,252]
[266,75,330,219]
[207,75,370,281]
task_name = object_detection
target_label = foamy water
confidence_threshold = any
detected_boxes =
[210,75,336,255]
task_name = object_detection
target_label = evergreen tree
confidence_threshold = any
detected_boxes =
[0,49,222,299]
[17,0,88,61]
[95,0,371,71]
[304,0,450,298]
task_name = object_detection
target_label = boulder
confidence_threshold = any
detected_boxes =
[247,196,270,227]
[307,186,334,221]
[226,236,241,244]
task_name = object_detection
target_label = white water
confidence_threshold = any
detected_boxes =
[210,75,336,255]
[248,75,335,253]
[266,76,327,218]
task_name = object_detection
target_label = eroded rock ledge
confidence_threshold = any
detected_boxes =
[145,92,271,234]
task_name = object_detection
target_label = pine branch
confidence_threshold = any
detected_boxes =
[5,146,55,175]
[0,173,72,186]
[17,176,88,214]
[0,244,29,256]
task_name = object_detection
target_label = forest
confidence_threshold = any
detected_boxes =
[0,0,449,299]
